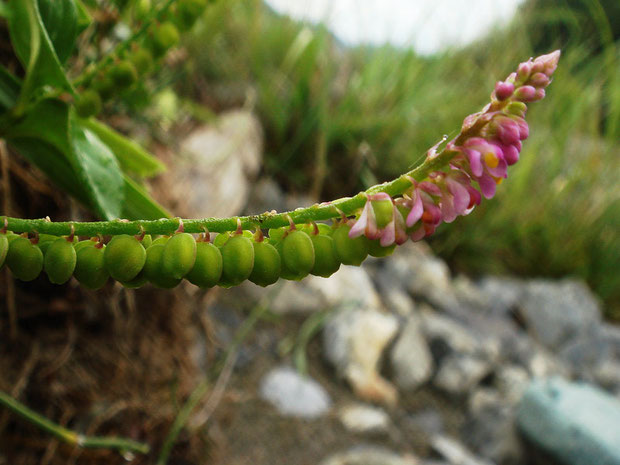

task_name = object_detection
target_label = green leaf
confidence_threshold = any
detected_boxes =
[122,175,171,220]
[69,115,125,219]
[37,0,78,64]
[79,118,167,177]
[0,64,21,112]
[74,0,92,33]
[6,0,74,106]
[0,2,10,18]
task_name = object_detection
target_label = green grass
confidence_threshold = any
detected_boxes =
[175,0,619,317]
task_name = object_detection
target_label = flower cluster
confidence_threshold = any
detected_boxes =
[349,50,560,246]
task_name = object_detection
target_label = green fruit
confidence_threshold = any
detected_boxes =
[332,224,369,266]
[92,75,114,100]
[277,230,314,281]
[310,234,340,278]
[143,244,182,288]
[213,232,230,247]
[109,60,138,88]
[0,234,8,268]
[176,0,207,29]
[129,47,154,75]
[368,239,396,258]
[104,234,146,282]
[6,237,44,281]
[249,241,281,287]
[120,272,148,289]
[36,234,59,255]
[151,236,170,246]
[74,245,109,289]
[75,238,98,252]
[150,22,180,57]
[372,199,394,229]
[140,234,152,248]
[75,90,102,118]
[268,227,287,243]
[132,0,151,21]
[186,242,222,288]
[44,238,77,284]
[218,235,254,288]
[162,233,196,279]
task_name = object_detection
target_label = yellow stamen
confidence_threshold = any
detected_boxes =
[484,151,499,168]
[493,176,503,185]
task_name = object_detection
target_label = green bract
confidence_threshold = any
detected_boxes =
[277,230,315,281]
[249,240,281,287]
[309,233,340,278]
[332,224,369,266]
[0,234,9,269]
[162,233,197,279]
[143,244,182,288]
[104,234,146,282]
[186,241,223,288]
[44,238,77,284]
[218,235,254,288]
[6,237,44,282]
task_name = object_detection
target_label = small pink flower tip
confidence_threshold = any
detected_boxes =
[495,81,514,100]
[517,61,532,81]
[514,85,537,102]
[534,50,561,76]
[530,72,550,88]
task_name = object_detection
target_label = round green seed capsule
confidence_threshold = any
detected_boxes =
[150,22,180,57]
[277,230,315,281]
[139,234,152,249]
[75,90,102,118]
[104,234,146,282]
[213,232,230,248]
[186,242,222,288]
[151,236,170,247]
[310,234,340,278]
[218,235,254,288]
[176,0,207,29]
[35,234,58,255]
[74,244,109,289]
[372,199,395,229]
[110,60,138,88]
[162,232,197,279]
[44,238,77,284]
[143,244,181,288]
[92,75,114,100]
[129,47,154,75]
[332,224,369,266]
[0,234,8,268]
[367,239,396,258]
[249,241,281,287]
[75,238,98,252]
[6,237,44,281]
[268,227,287,244]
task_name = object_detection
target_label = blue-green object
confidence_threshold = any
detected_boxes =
[517,377,620,465]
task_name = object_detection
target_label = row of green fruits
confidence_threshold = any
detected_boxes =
[0,223,395,290]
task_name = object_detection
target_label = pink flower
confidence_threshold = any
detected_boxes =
[349,193,408,246]
[494,81,514,100]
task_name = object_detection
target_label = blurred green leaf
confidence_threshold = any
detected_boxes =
[80,118,167,177]
[37,0,79,64]
[0,64,20,112]
[74,0,92,33]
[122,175,171,220]
[6,0,74,104]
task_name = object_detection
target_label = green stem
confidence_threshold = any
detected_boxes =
[0,390,149,455]
[72,0,176,88]
[1,146,460,237]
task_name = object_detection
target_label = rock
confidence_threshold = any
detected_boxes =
[494,364,530,405]
[324,307,399,406]
[390,314,434,390]
[464,388,524,464]
[475,276,525,318]
[373,270,417,316]
[559,324,620,382]
[517,377,620,465]
[430,434,494,465]
[320,446,419,465]
[516,279,602,350]
[244,177,287,215]
[593,359,620,394]
[407,408,445,436]
[162,110,263,218]
[433,355,491,395]
[526,345,571,379]
[259,366,331,419]
[338,404,391,434]
[232,265,382,315]
[381,242,460,313]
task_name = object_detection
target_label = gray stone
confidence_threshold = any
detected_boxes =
[324,307,399,406]
[407,408,445,435]
[320,446,418,465]
[465,388,523,464]
[430,434,494,465]
[168,110,263,218]
[374,270,417,316]
[244,177,287,215]
[476,276,525,317]
[390,314,434,390]
[517,279,602,350]
[494,364,530,405]
[338,404,391,434]
[433,355,491,395]
[259,366,331,419]
[517,377,620,465]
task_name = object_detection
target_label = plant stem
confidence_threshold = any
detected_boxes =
[1,146,460,237]
[0,390,149,455]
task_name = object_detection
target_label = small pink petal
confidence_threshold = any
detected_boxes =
[406,191,424,227]
[349,201,370,238]
[477,173,497,199]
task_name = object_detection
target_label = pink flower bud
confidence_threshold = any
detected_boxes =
[517,61,532,81]
[514,85,537,102]
[506,101,527,117]
[494,81,514,100]
[534,50,561,76]
[534,88,546,101]
[529,72,550,88]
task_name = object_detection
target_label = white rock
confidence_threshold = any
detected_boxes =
[324,307,399,406]
[390,314,434,390]
[433,355,491,395]
[320,446,419,465]
[431,434,494,465]
[259,366,331,419]
[338,403,391,434]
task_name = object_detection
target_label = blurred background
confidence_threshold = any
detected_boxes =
[1,0,619,464]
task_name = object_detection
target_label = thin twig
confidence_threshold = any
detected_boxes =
[0,140,17,339]
[0,390,150,455]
